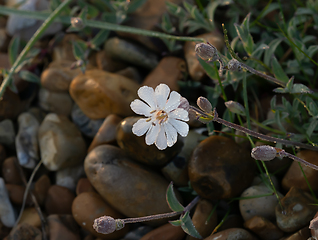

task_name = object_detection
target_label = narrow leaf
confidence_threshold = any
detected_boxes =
[264,38,283,66]
[271,56,289,83]
[127,0,147,13]
[169,219,182,226]
[72,40,87,61]
[8,36,20,66]
[90,29,110,50]
[181,211,203,239]
[166,182,184,212]
[19,70,41,84]
[307,119,318,137]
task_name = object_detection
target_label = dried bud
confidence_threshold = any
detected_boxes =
[197,97,212,113]
[71,17,85,29]
[178,97,189,112]
[93,216,117,234]
[251,145,277,161]
[195,43,218,62]
[224,101,246,116]
[227,59,242,72]
[188,108,197,121]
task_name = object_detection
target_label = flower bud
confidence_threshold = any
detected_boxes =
[225,101,246,116]
[227,59,242,72]
[71,17,85,29]
[195,43,218,61]
[178,97,189,112]
[251,145,277,161]
[197,96,212,113]
[93,216,117,234]
[310,216,318,229]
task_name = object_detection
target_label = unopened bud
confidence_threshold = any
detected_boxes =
[195,43,218,62]
[197,97,212,113]
[93,216,125,234]
[251,145,277,161]
[310,216,318,229]
[71,17,85,29]
[178,97,189,112]
[227,59,242,72]
[225,101,246,116]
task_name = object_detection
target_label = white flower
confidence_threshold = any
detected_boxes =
[130,84,189,150]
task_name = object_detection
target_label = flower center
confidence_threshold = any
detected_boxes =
[155,110,168,124]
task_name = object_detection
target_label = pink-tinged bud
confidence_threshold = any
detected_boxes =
[197,97,212,113]
[71,17,84,29]
[251,145,277,161]
[178,97,189,112]
[225,101,245,116]
[93,216,116,234]
[227,59,242,72]
[195,43,218,61]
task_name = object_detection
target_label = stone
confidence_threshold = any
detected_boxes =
[0,178,16,227]
[188,135,256,200]
[116,67,142,84]
[41,60,82,92]
[56,164,85,191]
[69,69,139,119]
[33,174,51,205]
[140,223,185,240]
[204,228,256,240]
[0,29,10,52]
[6,0,62,41]
[88,114,123,153]
[142,56,186,92]
[75,178,95,195]
[6,223,42,240]
[95,50,128,72]
[38,88,73,116]
[0,119,15,147]
[45,185,75,215]
[184,31,224,81]
[244,216,284,240]
[282,150,318,192]
[52,34,79,62]
[217,215,244,232]
[251,174,279,189]
[285,226,311,240]
[72,191,128,239]
[0,144,6,172]
[276,187,318,232]
[27,107,46,124]
[124,225,153,240]
[5,184,32,206]
[104,37,158,69]
[71,104,104,138]
[116,117,183,166]
[38,113,86,171]
[15,112,39,169]
[47,214,80,240]
[0,220,11,240]
[186,199,217,240]
[239,185,283,222]
[2,157,23,184]
[84,145,180,225]
[18,208,41,228]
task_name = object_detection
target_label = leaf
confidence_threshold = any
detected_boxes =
[165,1,186,18]
[271,56,289,83]
[72,40,87,61]
[251,43,269,58]
[78,0,99,19]
[90,30,110,50]
[291,84,313,94]
[166,182,184,212]
[127,0,147,13]
[306,119,318,137]
[181,211,203,239]
[8,36,20,66]
[264,38,284,66]
[161,12,175,33]
[307,45,318,58]
[19,70,41,84]
[197,58,218,79]
[169,219,182,227]
[234,13,254,55]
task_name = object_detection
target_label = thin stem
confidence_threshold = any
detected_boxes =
[0,0,73,99]
[222,24,242,62]
[298,162,318,203]
[281,150,318,171]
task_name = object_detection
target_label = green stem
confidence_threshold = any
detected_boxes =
[0,0,73,99]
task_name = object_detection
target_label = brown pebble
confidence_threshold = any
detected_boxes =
[7,223,42,240]
[45,185,75,215]
[34,174,51,205]
[5,184,33,206]
[18,208,41,228]
[75,178,95,195]
[47,214,80,240]
[204,228,256,240]
[140,223,185,240]
[2,157,23,185]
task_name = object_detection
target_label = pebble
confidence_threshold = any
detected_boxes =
[6,223,42,240]
[104,37,158,69]
[140,223,185,240]
[5,184,32,206]
[0,178,16,227]
[251,174,279,189]
[18,207,41,228]
[184,31,224,81]
[186,199,217,240]
[52,34,79,62]
[285,226,311,240]
[84,145,179,225]
[276,187,318,232]
[95,50,128,72]
[72,191,128,238]
[116,117,183,166]
[282,150,318,192]
[124,225,153,240]
[47,214,81,240]
[38,113,86,171]
[75,178,95,195]
[244,216,284,240]
[239,185,283,221]
[161,155,188,187]
[56,164,85,191]
[217,214,244,231]
[38,88,73,116]
[116,67,142,84]
[0,119,15,147]
[71,104,104,138]
[0,220,10,240]
[88,114,123,152]
[45,185,75,215]
[2,157,23,184]
[0,143,6,169]
[142,56,186,92]
[188,135,255,200]
[41,60,82,92]
[33,174,51,205]
[204,228,256,240]
[15,112,39,169]
[69,69,139,119]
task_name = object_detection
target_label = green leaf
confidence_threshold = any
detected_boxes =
[166,182,184,212]
[307,45,318,58]
[161,12,175,33]
[169,219,182,227]
[181,211,202,239]
[264,38,284,66]
[90,29,110,50]
[8,36,20,66]
[291,84,313,94]
[165,1,186,18]
[127,0,147,13]
[234,13,254,55]
[271,56,289,83]
[251,43,269,58]
[72,40,87,61]
[197,58,218,79]
[78,0,99,19]
[19,70,41,84]
[307,119,318,137]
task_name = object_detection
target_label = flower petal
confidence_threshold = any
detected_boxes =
[132,118,152,136]
[155,84,170,109]
[169,118,189,137]
[169,108,189,121]
[164,123,177,147]
[138,86,156,110]
[130,99,152,117]
[155,127,167,150]
[165,91,181,113]
[145,124,160,145]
